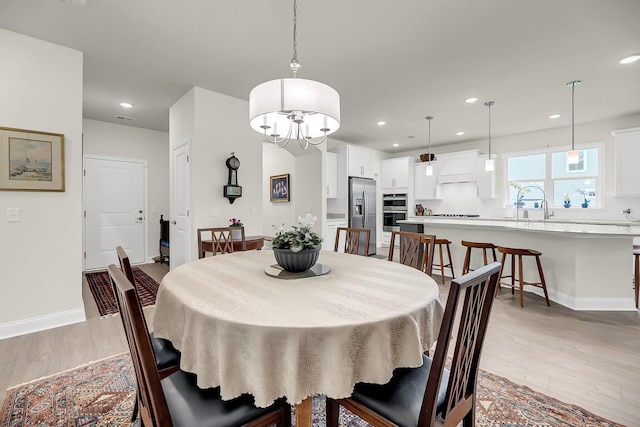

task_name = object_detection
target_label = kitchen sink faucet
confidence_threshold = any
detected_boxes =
[516,185,554,221]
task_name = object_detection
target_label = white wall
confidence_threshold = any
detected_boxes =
[82,119,169,261]
[396,114,640,221]
[170,87,265,260]
[0,29,84,338]
[262,144,297,234]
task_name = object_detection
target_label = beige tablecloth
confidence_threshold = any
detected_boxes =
[152,250,443,407]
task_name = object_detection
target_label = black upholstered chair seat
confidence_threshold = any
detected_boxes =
[162,370,289,427]
[150,333,181,372]
[349,355,450,427]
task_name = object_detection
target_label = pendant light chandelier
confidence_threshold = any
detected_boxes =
[484,101,495,172]
[425,116,434,176]
[249,0,340,149]
[566,80,581,165]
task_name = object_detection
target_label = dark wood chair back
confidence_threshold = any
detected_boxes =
[108,264,172,426]
[197,226,246,258]
[388,231,436,275]
[116,245,135,285]
[421,261,501,425]
[334,227,371,256]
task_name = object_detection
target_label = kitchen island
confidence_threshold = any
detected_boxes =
[400,217,640,311]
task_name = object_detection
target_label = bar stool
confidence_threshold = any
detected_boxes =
[461,241,498,274]
[433,238,455,285]
[634,245,640,309]
[497,246,550,308]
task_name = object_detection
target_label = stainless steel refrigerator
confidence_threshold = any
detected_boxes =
[348,177,377,256]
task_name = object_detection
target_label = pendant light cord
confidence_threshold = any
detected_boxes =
[290,0,300,77]
[484,101,494,157]
[426,116,433,165]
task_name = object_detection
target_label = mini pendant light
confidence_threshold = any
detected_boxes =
[484,101,495,172]
[425,116,434,176]
[566,80,581,165]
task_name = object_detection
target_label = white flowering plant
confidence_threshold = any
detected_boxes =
[272,213,322,252]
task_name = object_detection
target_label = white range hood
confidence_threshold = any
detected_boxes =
[436,150,478,184]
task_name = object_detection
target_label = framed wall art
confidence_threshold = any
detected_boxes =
[270,173,290,203]
[0,126,65,191]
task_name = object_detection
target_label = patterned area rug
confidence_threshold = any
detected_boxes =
[0,353,626,427]
[85,267,159,316]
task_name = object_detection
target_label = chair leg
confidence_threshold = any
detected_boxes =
[510,254,516,295]
[496,253,507,296]
[635,254,639,309]
[536,255,551,306]
[326,398,340,427]
[438,244,445,285]
[518,255,525,308]
[463,248,471,275]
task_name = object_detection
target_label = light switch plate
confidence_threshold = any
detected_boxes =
[7,208,20,222]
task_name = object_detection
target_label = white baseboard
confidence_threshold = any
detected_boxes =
[498,284,637,311]
[0,308,86,340]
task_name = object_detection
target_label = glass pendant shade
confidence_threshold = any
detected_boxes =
[249,78,340,139]
[485,158,495,171]
[567,150,580,165]
[425,164,433,176]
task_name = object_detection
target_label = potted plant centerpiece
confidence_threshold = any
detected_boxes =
[272,214,323,272]
[575,188,590,208]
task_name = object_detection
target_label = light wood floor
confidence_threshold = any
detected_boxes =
[0,262,638,426]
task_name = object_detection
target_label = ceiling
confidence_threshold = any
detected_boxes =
[1,0,639,153]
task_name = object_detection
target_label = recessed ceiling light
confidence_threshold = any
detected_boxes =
[549,114,561,119]
[456,131,465,136]
[619,54,640,65]
[120,102,133,108]
[376,121,386,126]
[465,97,478,104]
[392,143,399,147]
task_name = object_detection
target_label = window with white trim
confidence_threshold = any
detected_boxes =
[505,144,602,209]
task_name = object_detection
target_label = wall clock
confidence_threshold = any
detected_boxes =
[223,152,242,204]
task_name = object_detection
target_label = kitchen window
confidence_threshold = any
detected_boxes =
[505,144,602,208]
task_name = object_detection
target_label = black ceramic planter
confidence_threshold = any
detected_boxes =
[273,247,321,272]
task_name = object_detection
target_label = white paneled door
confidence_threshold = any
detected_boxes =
[171,141,190,269]
[84,156,147,270]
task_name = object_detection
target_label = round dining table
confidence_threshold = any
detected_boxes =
[152,249,443,427]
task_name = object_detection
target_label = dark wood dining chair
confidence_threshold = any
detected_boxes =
[197,226,246,258]
[116,246,180,379]
[388,231,436,275]
[334,227,371,256]
[326,262,502,427]
[108,264,292,427]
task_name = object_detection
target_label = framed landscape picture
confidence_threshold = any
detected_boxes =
[270,173,290,203]
[0,126,65,191]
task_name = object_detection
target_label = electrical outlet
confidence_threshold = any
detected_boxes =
[251,206,257,215]
[7,208,20,222]
[210,207,220,217]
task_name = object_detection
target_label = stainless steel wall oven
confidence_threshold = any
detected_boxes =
[382,193,408,231]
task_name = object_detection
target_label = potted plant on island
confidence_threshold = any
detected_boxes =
[575,189,590,208]
[272,213,323,272]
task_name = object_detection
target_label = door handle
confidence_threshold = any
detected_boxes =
[171,220,177,224]
[137,217,143,221]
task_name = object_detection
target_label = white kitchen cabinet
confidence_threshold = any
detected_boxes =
[326,152,338,198]
[475,155,496,199]
[347,145,375,179]
[612,128,640,196]
[324,219,348,251]
[414,162,440,200]
[381,157,414,191]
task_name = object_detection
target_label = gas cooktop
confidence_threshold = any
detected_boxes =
[431,214,480,218]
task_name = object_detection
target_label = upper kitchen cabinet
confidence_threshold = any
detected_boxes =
[414,161,440,200]
[475,155,496,199]
[612,128,640,196]
[381,157,415,191]
[347,145,375,179]
[326,152,338,198]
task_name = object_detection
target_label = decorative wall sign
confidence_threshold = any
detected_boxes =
[0,126,65,191]
[270,174,290,203]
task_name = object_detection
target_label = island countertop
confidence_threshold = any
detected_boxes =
[398,217,638,311]
[400,217,640,237]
